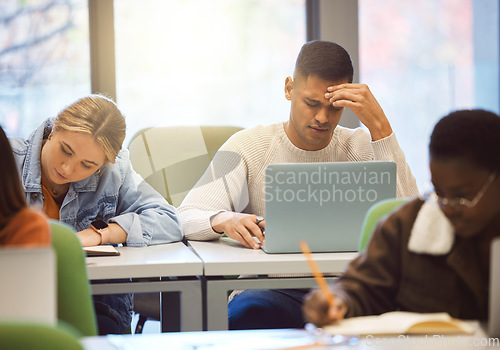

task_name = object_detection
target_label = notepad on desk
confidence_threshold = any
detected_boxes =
[323,311,475,336]
[84,245,120,257]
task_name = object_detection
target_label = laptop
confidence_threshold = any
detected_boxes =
[262,161,397,253]
[489,236,500,337]
[0,247,57,325]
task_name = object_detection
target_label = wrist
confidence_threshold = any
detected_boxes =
[91,219,110,244]
[370,124,393,141]
[210,211,229,234]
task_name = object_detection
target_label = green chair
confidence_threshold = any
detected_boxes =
[358,198,409,252]
[49,220,98,337]
[0,322,83,350]
[128,125,243,333]
[128,125,244,206]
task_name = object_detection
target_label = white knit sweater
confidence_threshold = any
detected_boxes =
[178,122,419,241]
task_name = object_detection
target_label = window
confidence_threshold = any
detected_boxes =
[0,0,90,138]
[359,0,499,190]
[114,0,306,144]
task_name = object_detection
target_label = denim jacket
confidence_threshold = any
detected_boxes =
[9,118,183,246]
[9,118,184,332]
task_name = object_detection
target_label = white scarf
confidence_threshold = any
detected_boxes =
[408,197,455,255]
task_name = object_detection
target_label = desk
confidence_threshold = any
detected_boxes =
[86,242,203,332]
[189,238,358,331]
[82,323,499,349]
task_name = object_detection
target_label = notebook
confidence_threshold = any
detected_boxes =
[323,311,474,336]
[489,236,500,337]
[262,161,397,253]
[0,247,57,325]
[84,245,120,256]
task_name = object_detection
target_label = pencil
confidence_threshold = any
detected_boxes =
[299,241,335,308]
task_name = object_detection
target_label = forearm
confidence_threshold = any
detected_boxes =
[178,206,225,241]
[77,223,126,247]
[333,207,408,318]
[371,133,419,197]
[367,118,393,141]
[179,151,250,241]
[330,260,397,318]
[109,223,128,243]
[111,210,183,246]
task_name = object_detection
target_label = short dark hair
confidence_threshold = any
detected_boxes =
[294,40,353,83]
[0,125,27,229]
[429,109,500,172]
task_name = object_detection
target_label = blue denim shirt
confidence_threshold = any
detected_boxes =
[9,118,183,246]
[9,118,184,332]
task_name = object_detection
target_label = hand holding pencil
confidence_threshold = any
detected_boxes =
[300,241,348,327]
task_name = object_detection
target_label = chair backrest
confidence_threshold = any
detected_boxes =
[128,125,243,206]
[0,322,83,350]
[49,220,98,337]
[358,198,409,252]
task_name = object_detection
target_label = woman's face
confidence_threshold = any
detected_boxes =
[41,130,106,186]
[430,157,500,238]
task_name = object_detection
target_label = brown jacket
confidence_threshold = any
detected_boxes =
[333,198,493,320]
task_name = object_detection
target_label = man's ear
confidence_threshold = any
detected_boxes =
[284,76,294,101]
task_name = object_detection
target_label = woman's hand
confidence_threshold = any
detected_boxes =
[303,288,348,327]
[77,223,127,247]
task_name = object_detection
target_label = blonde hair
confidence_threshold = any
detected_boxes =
[53,94,126,163]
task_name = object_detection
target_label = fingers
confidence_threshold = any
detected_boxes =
[251,216,266,242]
[328,301,347,321]
[303,289,333,327]
[222,214,265,250]
[232,220,262,249]
[325,84,368,107]
[303,288,346,327]
[324,83,391,140]
[303,289,330,326]
[326,83,365,93]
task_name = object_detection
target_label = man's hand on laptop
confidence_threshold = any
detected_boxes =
[211,212,265,249]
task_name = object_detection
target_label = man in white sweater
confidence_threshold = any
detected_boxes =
[178,40,419,329]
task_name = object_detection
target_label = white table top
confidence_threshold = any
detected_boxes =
[82,329,318,350]
[86,242,203,280]
[82,323,496,350]
[189,237,358,276]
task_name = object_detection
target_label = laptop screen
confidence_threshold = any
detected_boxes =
[264,161,397,253]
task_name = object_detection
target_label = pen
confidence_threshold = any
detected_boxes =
[299,241,335,308]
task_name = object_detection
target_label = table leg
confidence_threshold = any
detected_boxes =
[161,292,180,332]
[205,277,336,331]
[90,278,203,332]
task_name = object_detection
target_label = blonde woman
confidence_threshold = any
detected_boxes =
[9,94,183,334]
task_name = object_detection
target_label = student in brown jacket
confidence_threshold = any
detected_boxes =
[304,109,500,325]
[0,125,50,247]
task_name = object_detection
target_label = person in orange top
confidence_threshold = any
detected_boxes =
[0,125,50,247]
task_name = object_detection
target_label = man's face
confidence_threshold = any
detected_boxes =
[284,74,347,151]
